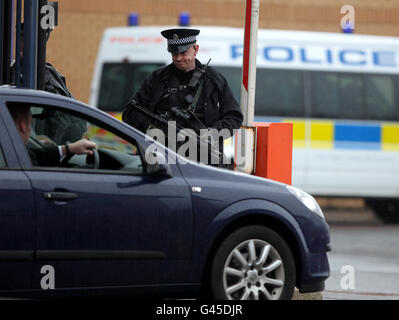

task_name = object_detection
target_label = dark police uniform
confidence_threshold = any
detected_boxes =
[33,63,87,145]
[11,21,87,146]
[122,28,243,166]
[10,61,87,145]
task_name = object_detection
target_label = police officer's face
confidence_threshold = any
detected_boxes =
[172,45,199,72]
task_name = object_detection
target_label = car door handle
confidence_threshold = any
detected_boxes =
[43,192,78,201]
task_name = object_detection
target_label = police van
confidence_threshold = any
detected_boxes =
[90,25,399,223]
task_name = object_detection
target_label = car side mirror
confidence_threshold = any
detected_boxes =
[146,151,173,178]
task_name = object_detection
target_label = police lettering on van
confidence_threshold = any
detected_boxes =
[231,45,396,68]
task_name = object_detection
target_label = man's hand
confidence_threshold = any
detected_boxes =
[65,139,97,156]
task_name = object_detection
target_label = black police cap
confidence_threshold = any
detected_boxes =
[161,28,200,54]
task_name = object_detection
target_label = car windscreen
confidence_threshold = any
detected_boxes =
[98,62,163,112]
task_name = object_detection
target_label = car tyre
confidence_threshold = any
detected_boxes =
[211,225,296,300]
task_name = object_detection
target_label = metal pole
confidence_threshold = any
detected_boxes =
[22,0,39,89]
[240,0,259,127]
[0,0,13,85]
[235,0,259,174]
[37,0,48,91]
[15,0,22,86]
[10,0,15,61]
[0,1,4,84]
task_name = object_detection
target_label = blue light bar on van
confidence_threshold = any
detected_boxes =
[128,13,139,26]
[179,12,190,26]
[342,22,354,33]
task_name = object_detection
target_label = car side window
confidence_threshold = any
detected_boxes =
[32,106,87,145]
[40,107,143,174]
[0,146,6,168]
[8,103,143,174]
[82,121,143,174]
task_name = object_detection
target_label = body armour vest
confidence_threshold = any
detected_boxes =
[155,68,206,133]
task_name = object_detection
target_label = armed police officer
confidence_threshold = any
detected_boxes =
[122,28,243,167]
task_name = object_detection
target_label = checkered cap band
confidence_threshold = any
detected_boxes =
[167,35,197,45]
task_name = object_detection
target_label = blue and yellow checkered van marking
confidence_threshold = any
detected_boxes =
[104,113,399,152]
[255,117,399,152]
[382,124,399,151]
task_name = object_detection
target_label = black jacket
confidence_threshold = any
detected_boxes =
[33,63,87,145]
[11,61,87,145]
[122,60,243,164]
[28,144,60,167]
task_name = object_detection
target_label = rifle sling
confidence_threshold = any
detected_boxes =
[187,80,207,129]
[186,59,211,126]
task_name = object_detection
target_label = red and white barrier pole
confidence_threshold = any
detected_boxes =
[235,0,259,173]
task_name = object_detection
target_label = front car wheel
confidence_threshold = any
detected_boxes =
[211,225,296,300]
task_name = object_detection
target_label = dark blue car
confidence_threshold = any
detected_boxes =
[0,87,330,299]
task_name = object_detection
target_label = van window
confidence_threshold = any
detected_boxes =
[98,62,162,112]
[255,69,304,117]
[310,71,398,121]
[365,74,397,120]
[214,66,305,117]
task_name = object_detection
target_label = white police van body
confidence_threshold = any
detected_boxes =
[90,26,399,222]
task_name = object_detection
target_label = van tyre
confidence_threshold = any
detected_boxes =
[211,225,296,300]
[366,199,399,224]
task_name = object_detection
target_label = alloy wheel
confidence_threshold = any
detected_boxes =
[222,239,285,300]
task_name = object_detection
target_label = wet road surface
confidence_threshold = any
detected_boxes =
[322,207,399,300]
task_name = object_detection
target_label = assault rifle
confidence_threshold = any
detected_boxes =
[130,100,224,165]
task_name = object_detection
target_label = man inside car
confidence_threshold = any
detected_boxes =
[9,105,96,167]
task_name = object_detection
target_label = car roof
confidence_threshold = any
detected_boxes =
[0,85,150,142]
[0,86,86,105]
[0,86,101,117]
